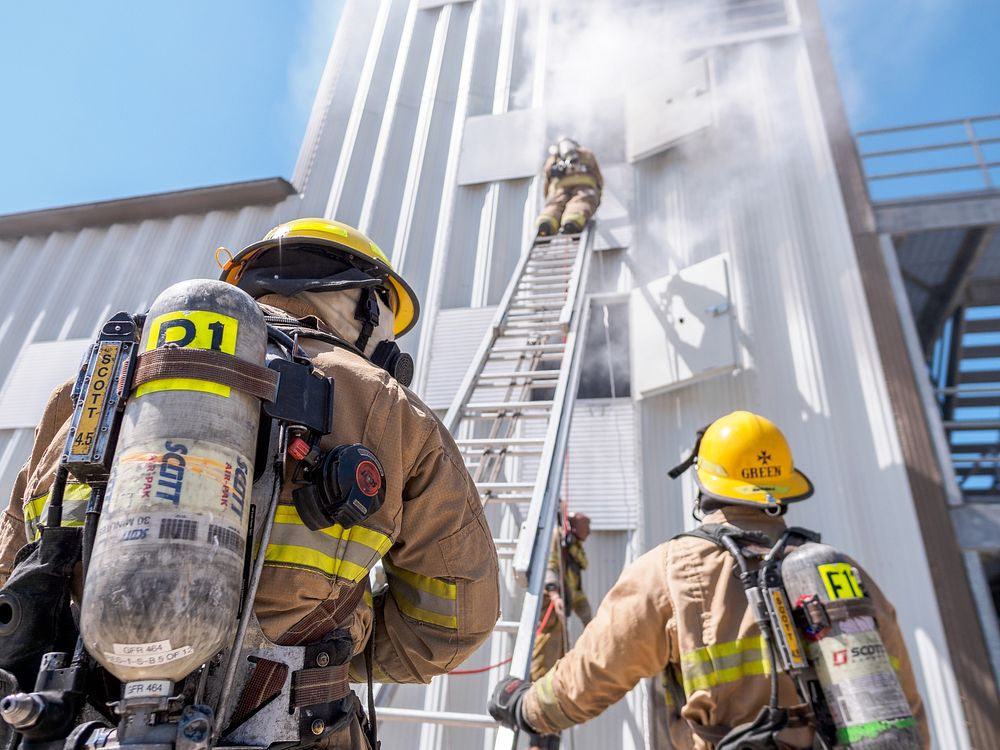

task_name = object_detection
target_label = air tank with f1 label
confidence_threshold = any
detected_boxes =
[781,543,921,748]
[80,280,266,683]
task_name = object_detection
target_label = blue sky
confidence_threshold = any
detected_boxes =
[0,1,342,214]
[0,1,995,214]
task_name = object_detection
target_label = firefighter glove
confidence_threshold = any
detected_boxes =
[488,676,535,733]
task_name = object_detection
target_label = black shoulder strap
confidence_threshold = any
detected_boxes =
[672,523,770,548]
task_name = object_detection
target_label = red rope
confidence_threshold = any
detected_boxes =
[448,657,513,676]
[447,600,558,676]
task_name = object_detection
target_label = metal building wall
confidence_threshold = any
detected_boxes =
[629,35,970,749]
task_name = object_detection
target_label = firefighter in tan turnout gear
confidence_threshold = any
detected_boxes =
[527,512,593,750]
[0,219,501,749]
[535,136,603,237]
[489,411,928,749]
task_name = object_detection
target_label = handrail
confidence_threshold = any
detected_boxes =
[856,114,999,197]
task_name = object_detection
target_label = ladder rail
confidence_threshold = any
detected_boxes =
[378,227,595,742]
[443,236,540,433]
[511,235,594,586]
[494,302,593,750]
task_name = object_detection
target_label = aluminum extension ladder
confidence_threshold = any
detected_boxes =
[377,225,595,750]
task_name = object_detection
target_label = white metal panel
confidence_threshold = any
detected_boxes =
[566,399,638,530]
[418,0,473,8]
[421,305,497,409]
[456,108,546,185]
[0,339,91,429]
[630,254,737,398]
[625,55,711,163]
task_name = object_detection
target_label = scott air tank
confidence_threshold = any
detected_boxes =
[80,280,266,683]
[780,543,921,749]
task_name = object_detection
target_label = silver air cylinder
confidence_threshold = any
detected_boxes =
[81,280,266,683]
[781,543,920,748]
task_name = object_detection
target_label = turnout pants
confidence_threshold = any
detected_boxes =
[536,187,600,233]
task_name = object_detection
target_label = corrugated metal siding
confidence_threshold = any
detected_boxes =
[565,399,638,530]
[0,339,90,429]
[421,305,496,409]
[630,37,966,748]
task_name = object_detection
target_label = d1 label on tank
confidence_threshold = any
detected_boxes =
[105,438,251,522]
[137,310,239,397]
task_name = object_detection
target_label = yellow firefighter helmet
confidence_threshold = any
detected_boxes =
[219,218,419,337]
[671,411,813,508]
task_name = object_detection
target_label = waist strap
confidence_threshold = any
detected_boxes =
[292,662,351,708]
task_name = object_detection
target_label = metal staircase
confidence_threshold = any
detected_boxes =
[377,226,595,749]
[936,307,1000,498]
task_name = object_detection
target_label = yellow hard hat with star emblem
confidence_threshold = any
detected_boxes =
[676,411,813,508]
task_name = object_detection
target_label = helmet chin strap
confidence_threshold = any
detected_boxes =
[354,288,380,353]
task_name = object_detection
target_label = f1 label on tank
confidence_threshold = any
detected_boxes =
[137,310,239,398]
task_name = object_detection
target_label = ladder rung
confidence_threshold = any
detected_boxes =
[527,256,575,265]
[462,446,543,456]
[496,330,563,340]
[377,708,498,728]
[490,344,564,354]
[462,411,551,422]
[510,302,565,311]
[477,482,535,491]
[464,400,554,411]
[494,620,519,633]
[457,438,546,447]
[487,350,562,361]
[506,311,563,321]
[476,370,561,381]
[513,292,566,304]
[485,493,532,504]
[493,538,519,549]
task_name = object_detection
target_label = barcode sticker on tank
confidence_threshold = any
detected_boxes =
[123,680,173,699]
[159,517,198,541]
[208,524,243,555]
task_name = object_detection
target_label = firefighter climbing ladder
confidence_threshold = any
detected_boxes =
[377,225,594,750]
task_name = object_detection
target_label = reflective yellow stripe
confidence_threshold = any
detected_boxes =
[265,505,393,580]
[682,659,771,694]
[273,505,393,556]
[389,589,457,629]
[890,655,901,672]
[264,544,370,583]
[680,636,772,694]
[363,589,373,608]
[552,174,597,191]
[383,560,458,629]
[24,484,91,541]
[681,636,765,665]
[384,562,456,600]
[533,668,573,732]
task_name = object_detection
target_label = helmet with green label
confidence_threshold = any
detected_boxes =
[669,411,813,509]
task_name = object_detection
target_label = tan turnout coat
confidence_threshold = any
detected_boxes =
[522,506,928,749]
[536,147,604,232]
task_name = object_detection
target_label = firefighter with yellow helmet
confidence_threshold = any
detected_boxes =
[535,137,603,237]
[489,411,928,749]
[0,219,500,748]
